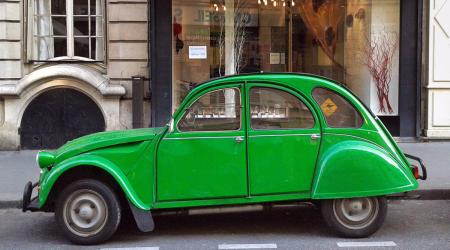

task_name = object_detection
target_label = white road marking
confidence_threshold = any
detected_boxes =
[100,247,159,250]
[218,243,277,249]
[337,241,397,247]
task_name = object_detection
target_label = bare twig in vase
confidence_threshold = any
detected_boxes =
[360,30,398,114]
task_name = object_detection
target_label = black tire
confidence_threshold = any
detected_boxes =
[321,196,387,238]
[55,179,121,245]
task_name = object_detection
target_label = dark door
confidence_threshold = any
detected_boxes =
[20,88,105,149]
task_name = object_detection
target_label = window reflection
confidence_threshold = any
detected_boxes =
[178,88,241,132]
[312,87,363,128]
[250,87,315,129]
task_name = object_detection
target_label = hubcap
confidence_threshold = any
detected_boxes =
[333,197,379,230]
[63,190,108,237]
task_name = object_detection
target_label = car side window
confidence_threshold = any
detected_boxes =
[249,87,315,130]
[312,87,363,128]
[178,88,241,132]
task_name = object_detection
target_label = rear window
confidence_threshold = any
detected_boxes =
[312,88,363,128]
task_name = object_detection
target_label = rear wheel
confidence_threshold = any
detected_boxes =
[321,197,387,238]
[55,179,121,245]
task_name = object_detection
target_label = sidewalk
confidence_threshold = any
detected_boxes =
[399,142,450,190]
[0,151,39,207]
[1,142,449,208]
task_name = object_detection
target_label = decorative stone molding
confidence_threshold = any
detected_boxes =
[0,64,126,97]
[0,78,126,149]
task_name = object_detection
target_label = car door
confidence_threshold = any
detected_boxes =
[157,84,248,201]
[246,83,321,195]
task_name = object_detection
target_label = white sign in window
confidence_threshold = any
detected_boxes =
[270,53,281,64]
[189,46,207,59]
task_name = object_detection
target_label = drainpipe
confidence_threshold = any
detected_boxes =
[149,0,154,126]
[132,76,144,128]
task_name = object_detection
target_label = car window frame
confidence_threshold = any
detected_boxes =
[311,87,365,129]
[248,86,317,131]
[175,86,243,133]
[246,83,319,132]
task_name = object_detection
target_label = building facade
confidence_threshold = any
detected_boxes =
[0,0,446,150]
[0,0,150,149]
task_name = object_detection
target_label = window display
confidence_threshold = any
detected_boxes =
[172,0,400,115]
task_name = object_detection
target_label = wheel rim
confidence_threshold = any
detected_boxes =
[63,189,108,237]
[333,197,379,230]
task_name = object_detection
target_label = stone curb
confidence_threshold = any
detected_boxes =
[409,189,450,200]
[1,189,450,210]
[0,200,21,209]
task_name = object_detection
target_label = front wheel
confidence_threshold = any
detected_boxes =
[55,179,121,245]
[321,197,387,238]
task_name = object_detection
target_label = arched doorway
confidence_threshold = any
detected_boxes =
[20,88,105,149]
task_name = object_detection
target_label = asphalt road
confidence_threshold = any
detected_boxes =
[1,200,449,250]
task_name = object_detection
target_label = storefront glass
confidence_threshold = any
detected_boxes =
[172,0,400,116]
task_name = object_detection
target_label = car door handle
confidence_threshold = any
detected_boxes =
[311,134,321,140]
[235,136,245,143]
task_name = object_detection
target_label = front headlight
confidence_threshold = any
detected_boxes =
[35,151,39,166]
[36,151,55,169]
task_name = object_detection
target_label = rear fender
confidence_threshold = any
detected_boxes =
[311,140,418,199]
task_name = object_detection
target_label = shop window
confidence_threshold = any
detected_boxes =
[250,87,314,130]
[312,87,363,128]
[178,88,241,132]
[28,0,104,61]
[172,0,400,116]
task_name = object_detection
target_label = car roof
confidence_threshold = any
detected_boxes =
[188,72,375,118]
[196,72,345,88]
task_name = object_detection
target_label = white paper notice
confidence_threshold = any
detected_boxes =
[189,46,207,59]
[270,53,280,64]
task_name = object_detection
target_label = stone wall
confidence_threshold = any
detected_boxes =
[0,0,22,84]
[0,0,151,149]
[107,0,151,129]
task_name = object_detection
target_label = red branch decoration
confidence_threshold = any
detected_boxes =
[360,32,398,114]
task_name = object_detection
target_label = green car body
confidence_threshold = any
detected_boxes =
[24,73,425,242]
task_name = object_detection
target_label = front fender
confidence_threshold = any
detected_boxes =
[39,154,150,210]
[311,140,418,199]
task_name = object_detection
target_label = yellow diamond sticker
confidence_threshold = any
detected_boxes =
[321,98,338,117]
